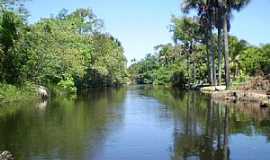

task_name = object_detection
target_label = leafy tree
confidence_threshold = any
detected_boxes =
[0,7,128,93]
[0,10,25,83]
[170,16,201,86]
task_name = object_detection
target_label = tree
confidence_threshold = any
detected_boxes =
[0,11,25,83]
[0,0,30,20]
[181,0,217,86]
[170,16,201,86]
[154,43,175,66]
[68,8,104,35]
[261,44,270,74]
[213,0,224,86]
[228,36,248,78]
[221,0,250,89]
[0,7,128,91]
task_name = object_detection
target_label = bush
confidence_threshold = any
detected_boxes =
[153,67,172,85]
[56,76,77,95]
[0,82,36,103]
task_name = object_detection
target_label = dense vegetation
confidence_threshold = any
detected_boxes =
[0,0,127,100]
[129,0,269,88]
[128,35,270,87]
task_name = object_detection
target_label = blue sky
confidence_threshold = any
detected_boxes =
[25,0,270,64]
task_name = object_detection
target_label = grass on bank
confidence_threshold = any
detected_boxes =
[0,82,37,104]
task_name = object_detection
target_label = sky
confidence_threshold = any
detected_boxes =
[25,0,270,65]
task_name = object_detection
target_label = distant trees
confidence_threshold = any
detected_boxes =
[128,32,269,88]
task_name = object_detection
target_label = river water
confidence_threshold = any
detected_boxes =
[0,86,270,160]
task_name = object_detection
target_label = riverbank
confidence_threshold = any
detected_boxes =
[200,76,270,108]
[203,89,270,108]
[0,83,38,104]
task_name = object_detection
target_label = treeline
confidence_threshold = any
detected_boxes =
[128,37,270,87]
[0,1,127,95]
[129,0,270,88]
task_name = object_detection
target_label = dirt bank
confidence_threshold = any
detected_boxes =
[200,75,270,107]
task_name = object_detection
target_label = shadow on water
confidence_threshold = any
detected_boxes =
[0,86,270,160]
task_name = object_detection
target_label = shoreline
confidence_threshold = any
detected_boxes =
[200,86,270,108]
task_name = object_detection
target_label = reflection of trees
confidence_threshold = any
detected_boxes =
[148,87,270,158]
[144,87,270,160]
[223,105,229,160]
[171,93,230,160]
[0,88,127,160]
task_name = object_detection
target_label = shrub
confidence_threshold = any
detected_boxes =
[57,76,77,95]
[0,82,36,103]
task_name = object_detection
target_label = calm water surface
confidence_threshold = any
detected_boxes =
[0,86,270,160]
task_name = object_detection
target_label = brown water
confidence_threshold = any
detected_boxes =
[0,86,270,160]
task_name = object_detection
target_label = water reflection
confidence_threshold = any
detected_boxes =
[0,86,269,160]
[35,100,48,111]
[0,88,127,160]
[143,87,270,160]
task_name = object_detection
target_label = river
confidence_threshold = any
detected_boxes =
[0,86,270,160]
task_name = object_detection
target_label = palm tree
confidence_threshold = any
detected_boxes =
[213,0,224,86]
[181,0,217,86]
[221,0,250,89]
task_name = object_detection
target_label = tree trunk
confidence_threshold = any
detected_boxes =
[192,59,196,85]
[218,28,223,86]
[190,42,196,85]
[187,42,193,88]
[223,12,231,89]
[187,52,190,88]
[208,32,216,86]
[206,46,212,85]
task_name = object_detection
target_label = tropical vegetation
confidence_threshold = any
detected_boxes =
[129,0,269,89]
[0,0,128,101]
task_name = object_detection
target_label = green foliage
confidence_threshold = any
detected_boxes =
[239,47,263,75]
[0,82,36,103]
[128,44,190,87]
[153,67,172,85]
[0,7,127,97]
[170,16,201,44]
[129,33,269,87]
[57,75,77,94]
[0,11,26,84]
[261,44,270,74]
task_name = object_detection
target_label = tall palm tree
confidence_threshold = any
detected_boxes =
[213,0,224,86]
[181,0,217,86]
[221,0,250,89]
